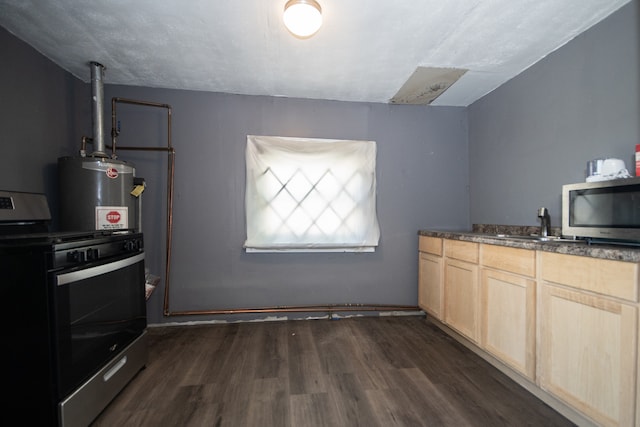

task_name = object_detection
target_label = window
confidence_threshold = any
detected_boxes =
[244,135,380,252]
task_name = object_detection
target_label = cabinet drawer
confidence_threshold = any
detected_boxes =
[540,252,639,302]
[419,236,442,256]
[444,240,478,264]
[481,244,535,277]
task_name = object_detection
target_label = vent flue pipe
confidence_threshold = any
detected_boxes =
[89,61,107,158]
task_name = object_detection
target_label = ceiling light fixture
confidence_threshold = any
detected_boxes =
[283,0,322,38]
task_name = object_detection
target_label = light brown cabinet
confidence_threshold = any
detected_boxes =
[418,252,443,319]
[481,244,535,277]
[480,244,536,379]
[418,234,640,426]
[480,268,536,379]
[418,235,443,257]
[445,258,479,342]
[444,240,479,343]
[539,251,639,302]
[418,236,480,340]
[418,236,443,320]
[539,252,639,427]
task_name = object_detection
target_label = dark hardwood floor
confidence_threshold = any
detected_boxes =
[92,315,575,427]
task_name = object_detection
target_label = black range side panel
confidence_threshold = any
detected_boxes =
[0,244,58,425]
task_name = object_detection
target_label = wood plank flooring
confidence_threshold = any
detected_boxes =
[92,315,575,427]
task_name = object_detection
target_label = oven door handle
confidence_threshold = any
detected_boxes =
[56,252,145,286]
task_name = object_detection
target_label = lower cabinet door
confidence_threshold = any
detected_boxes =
[444,258,479,342]
[539,284,637,427]
[481,268,535,379]
[418,252,443,320]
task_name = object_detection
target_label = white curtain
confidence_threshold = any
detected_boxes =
[244,135,380,252]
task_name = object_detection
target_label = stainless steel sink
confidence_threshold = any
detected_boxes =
[490,234,582,243]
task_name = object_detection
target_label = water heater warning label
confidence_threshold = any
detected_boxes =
[95,206,128,230]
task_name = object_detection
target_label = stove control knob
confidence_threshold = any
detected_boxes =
[67,250,86,263]
[124,240,136,251]
[125,238,143,251]
[86,248,99,260]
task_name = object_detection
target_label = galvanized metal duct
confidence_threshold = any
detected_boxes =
[89,61,107,157]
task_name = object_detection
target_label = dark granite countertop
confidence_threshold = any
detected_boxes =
[418,226,640,263]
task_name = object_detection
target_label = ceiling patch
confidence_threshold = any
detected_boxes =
[390,67,467,105]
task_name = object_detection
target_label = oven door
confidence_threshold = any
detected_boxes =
[51,251,146,399]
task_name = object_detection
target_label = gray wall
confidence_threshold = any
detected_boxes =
[103,86,469,324]
[1,24,469,326]
[0,26,89,228]
[8,0,634,326]
[468,1,640,228]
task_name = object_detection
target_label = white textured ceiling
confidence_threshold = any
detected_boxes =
[0,0,631,106]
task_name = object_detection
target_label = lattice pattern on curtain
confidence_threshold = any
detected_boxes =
[244,135,380,252]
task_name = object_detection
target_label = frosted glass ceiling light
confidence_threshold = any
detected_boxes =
[283,0,322,38]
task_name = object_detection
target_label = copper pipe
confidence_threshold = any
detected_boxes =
[80,135,93,155]
[109,146,173,152]
[109,97,174,319]
[108,99,412,320]
[164,144,175,317]
[164,303,421,317]
[110,97,172,157]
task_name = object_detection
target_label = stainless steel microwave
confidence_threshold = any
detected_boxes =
[562,177,640,242]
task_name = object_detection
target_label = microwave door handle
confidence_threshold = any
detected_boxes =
[56,253,145,286]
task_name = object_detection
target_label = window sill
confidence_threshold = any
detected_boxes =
[245,247,376,253]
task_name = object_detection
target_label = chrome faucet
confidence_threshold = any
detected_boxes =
[538,207,550,237]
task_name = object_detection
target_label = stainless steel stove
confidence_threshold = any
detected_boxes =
[0,190,148,427]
